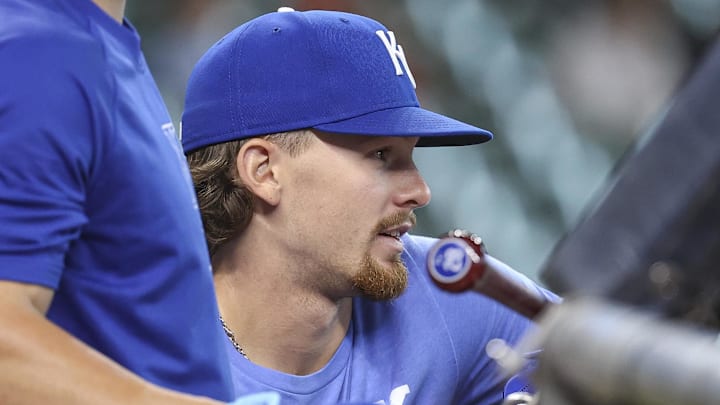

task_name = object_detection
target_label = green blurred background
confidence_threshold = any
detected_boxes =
[127,0,720,281]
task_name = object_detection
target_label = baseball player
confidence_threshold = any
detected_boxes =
[182,8,555,405]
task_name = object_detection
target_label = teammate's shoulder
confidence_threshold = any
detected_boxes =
[0,0,103,64]
[0,3,110,119]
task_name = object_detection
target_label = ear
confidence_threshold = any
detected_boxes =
[235,139,281,207]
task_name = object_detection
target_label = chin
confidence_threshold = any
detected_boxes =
[352,255,408,301]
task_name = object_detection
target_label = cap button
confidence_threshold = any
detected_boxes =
[277,7,295,12]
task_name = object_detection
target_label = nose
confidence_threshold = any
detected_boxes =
[394,167,432,209]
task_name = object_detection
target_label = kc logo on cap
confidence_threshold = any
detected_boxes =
[375,30,416,88]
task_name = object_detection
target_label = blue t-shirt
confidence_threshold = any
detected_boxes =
[0,0,233,400]
[227,235,552,404]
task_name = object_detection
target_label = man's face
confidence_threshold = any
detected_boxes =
[276,131,431,300]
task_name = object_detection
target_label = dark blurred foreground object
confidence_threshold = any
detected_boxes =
[497,36,720,405]
[540,36,720,326]
[494,36,720,405]
[433,37,720,405]
[498,297,720,405]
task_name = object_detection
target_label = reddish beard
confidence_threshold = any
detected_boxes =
[351,211,416,300]
[352,255,408,300]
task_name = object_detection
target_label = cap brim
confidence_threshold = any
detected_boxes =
[312,106,492,147]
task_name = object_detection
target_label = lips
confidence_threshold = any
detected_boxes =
[379,230,401,239]
[378,223,412,240]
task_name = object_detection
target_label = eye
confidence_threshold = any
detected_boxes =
[374,149,388,161]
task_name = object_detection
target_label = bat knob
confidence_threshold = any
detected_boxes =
[427,229,549,319]
[427,229,488,292]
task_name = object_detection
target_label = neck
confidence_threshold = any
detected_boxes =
[213,232,353,375]
[91,0,127,23]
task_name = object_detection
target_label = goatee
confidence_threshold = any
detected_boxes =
[352,254,408,300]
[351,211,416,300]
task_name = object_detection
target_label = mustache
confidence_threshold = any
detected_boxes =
[373,211,417,235]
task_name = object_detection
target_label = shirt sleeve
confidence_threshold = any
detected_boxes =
[0,30,108,288]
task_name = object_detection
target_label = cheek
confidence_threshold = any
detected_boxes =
[286,160,390,235]
[305,187,381,243]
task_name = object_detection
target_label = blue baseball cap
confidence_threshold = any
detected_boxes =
[180,8,493,154]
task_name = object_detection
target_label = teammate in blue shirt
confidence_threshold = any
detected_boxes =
[0,1,278,404]
[181,8,555,405]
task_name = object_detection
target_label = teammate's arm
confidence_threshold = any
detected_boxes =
[0,280,225,405]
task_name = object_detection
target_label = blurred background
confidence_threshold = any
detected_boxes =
[127,0,720,282]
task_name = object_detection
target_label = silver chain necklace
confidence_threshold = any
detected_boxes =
[219,316,249,360]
